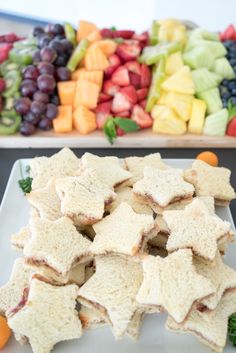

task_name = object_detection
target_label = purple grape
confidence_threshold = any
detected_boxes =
[33,50,41,65]
[14,97,31,115]
[37,74,56,94]
[60,39,73,53]
[51,24,64,36]
[38,35,52,49]
[20,121,36,136]
[33,26,45,37]
[50,94,60,105]
[38,62,55,76]
[40,47,57,63]
[49,39,64,54]
[20,79,37,97]
[33,91,49,104]
[31,101,46,117]
[38,117,53,130]
[23,65,39,81]
[45,103,58,120]
[56,67,71,81]
[24,112,41,125]
[54,55,68,67]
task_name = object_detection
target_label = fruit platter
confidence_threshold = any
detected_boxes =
[0,19,236,148]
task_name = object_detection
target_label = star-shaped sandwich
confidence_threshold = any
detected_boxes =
[166,289,236,353]
[30,147,80,189]
[8,276,82,353]
[11,226,31,251]
[0,258,33,315]
[136,249,214,323]
[184,159,236,206]
[164,199,232,262]
[90,202,157,257]
[194,252,236,310]
[27,179,62,221]
[56,168,116,226]
[133,167,194,213]
[125,153,170,186]
[78,255,143,338]
[80,152,132,189]
[24,216,91,277]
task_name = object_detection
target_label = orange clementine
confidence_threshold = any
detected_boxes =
[196,151,219,167]
[0,316,11,349]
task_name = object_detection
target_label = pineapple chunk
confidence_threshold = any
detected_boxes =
[157,91,168,105]
[188,98,206,134]
[151,104,168,119]
[162,66,195,95]
[164,92,194,122]
[152,105,187,135]
[165,52,184,75]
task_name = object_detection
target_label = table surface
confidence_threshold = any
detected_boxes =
[0,148,235,221]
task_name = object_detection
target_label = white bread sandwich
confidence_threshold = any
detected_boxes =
[78,255,143,339]
[133,167,194,214]
[90,202,157,257]
[24,216,91,277]
[164,199,232,262]
[30,147,80,189]
[184,159,236,206]
[11,226,31,252]
[56,168,116,226]
[79,305,107,329]
[136,249,214,323]
[8,276,82,353]
[166,289,236,353]
[124,153,170,186]
[80,152,131,189]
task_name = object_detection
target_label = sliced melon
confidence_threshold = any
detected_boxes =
[212,58,235,80]
[203,109,228,136]
[183,46,214,69]
[191,68,222,94]
[198,88,222,114]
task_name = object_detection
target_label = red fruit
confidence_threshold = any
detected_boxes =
[104,54,122,78]
[96,113,110,129]
[116,127,125,136]
[100,28,113,38]
[221,24,236,41]
[140,64,151,88]
[131,105,152,129]
[95,101,112,114]
[0,96,3,113]
[139,99,147,109]
[95,101,112,129]
[132,31,149,44]
[112,30,134,39]
[0,43,12,63]
[119,86,138,104]
[116,43,141,62]
[124,61,141,75]
[0,78,6,93]
[103,80,120,96]
[116,110,130,118]
[137,88,148,101]
[111,66,130,86]
[112,92,132,113]
[129,72,141,89]
[4,33,18,43]
[227,117,236,137]
[98,93,112,103]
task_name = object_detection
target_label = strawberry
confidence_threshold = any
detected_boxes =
[111,66,130,86]
[95,101,112,113]
[221,24,236,41]
[0,43,12,63]
[4,33,19,43]
[98,92,112,103]
[116,110,130,118]
[116,127,125,136]
[96,113,110,129]
[103,80,120,96]
[104,54,122,78]
[116,43,141,62]
[132,31,149,44]
[227,117,236,137]
[112,92,132,113]
[124,61,141,75]
[140,64,151,88]
[95,101,112,129]
[129,72,141,89]
[100,28,113,38]
[139,99,147,109]
[0,78,6,93]
[119,86,138,104]
[112,30,134,39]
[137,88,148,101]
[131,105,152,129]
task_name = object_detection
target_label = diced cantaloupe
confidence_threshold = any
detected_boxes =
[77,20,98,42]
[78,70,103,90]
[53,105,73,133]
[73,79,100,109]
[71,68,86,81]
[87,30,102,43]
[84,46,109,71]
[57,81,76,106]
[90,39,117,57]
[73,105,97,134]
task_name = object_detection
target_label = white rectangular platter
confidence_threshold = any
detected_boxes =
[0,158,235,353]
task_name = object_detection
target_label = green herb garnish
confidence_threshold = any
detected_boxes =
[103,116,139,144]
[18,177,33,194]
[228,313,236,346]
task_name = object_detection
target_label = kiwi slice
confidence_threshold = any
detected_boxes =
[0,111,21,135]
[2,70,22,98]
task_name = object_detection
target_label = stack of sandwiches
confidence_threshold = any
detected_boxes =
[0,147,236,353]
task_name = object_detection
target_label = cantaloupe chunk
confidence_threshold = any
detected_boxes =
[90,39,117,57]
[74,79,100,109]
[71,68,86,81]
[53,105,72,133]
[87,30,102,43]
[77,20,98,42]
[57,81,76,105]
[84,46,109,71]
[78,70,103,89]
[73,105,97,134]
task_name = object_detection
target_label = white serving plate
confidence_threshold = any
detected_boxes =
[0,158,235,353]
